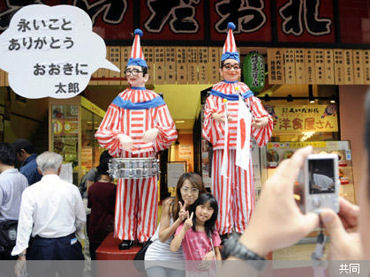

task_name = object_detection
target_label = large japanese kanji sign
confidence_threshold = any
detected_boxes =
[0,0,368,45]
[0,4,119,99]
[267,104,338,133]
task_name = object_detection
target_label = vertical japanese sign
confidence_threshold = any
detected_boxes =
[198,47,208,84]
[364,50,370,85]
[120,46,130,85]
[294,49,305,84]
[314,49,324,84]
[154,47,165,84]
[108,46,121,85]
[304,49,315,84]
[0,4,119,99]
[143,46,154,85]
[165,47,176,84]
[283,48,295,84]
[324,49,334,84]
[176,47,187,84]
[267,48,284,84]
[334,49,345,84]
[353,50,364,84]
[209,47,220,83]
[187,47,198,84]
[343,49,353,84]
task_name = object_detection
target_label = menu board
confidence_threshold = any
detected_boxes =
[334,49,345,84]
[363,50,370,84]
[198,47,209,84]
[324,49,334,84]
[176,47,187,84]
[209,47,220,83]
[143,46,154,85]
[165,47,176,84]
[294,49,305,84]
[304,49,315,84]
[154,47,165,84]
[353,50,364,84]
[267,48,285,84]
[344,49,354,84]
[120,46,130,85]
[187,48,198,84]
[314,49,324,84]
[283,48,295,84]
[108,46,121,85]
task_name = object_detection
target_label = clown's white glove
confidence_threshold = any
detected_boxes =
[143,128,159,143]
[116,134,133,151]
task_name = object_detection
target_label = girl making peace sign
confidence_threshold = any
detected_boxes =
[145,173,206,277]
[171,194,221,276]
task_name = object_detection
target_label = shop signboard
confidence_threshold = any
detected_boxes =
[243,52,265,92]
[0,1,367,46]
[267,104,338,134]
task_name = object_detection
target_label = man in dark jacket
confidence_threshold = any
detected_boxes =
[11,139,42,185]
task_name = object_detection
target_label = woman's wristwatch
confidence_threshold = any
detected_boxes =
[222,233,266,271]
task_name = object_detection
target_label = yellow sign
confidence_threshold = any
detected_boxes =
[267,104,338,133]
[81,96,105,118]
[267,141,327,150]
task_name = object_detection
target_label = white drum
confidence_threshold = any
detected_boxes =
[108,158,160,179]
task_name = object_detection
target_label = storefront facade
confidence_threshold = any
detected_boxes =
[0,0,369,202]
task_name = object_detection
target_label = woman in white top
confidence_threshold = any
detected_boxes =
[145,172,206,277]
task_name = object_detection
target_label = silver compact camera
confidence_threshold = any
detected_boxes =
[300,153,339,213]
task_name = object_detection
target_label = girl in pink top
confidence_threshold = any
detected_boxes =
[171,194,221,275]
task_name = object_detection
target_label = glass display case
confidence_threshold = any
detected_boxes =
[266,141,355,203]
[49,96,105,185]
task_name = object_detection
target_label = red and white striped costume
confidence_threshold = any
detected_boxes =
[95,88,177,242]
[202,81,273,235]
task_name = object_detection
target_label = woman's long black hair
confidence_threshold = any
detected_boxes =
[190,193,218,238]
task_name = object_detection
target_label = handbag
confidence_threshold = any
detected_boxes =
[133,239,153,272]
[0,220,18,253]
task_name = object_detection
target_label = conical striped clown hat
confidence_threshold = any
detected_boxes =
[127,28,147,67]
[221,22,240,63]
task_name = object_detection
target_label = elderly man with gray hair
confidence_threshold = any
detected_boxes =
[11,151,86,265]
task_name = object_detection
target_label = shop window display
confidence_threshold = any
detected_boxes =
[49,96,105,185]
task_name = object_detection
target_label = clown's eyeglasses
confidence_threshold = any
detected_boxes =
[124,69,143,76]
[222,64,241,71]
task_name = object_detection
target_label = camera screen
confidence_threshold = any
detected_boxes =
[309,159,335,194]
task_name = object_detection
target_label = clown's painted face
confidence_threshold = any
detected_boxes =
[125,65,149,87]
[219,58,241,83]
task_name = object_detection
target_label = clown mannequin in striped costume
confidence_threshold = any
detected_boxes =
[202,22,273,238]
[95,29,177,249]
